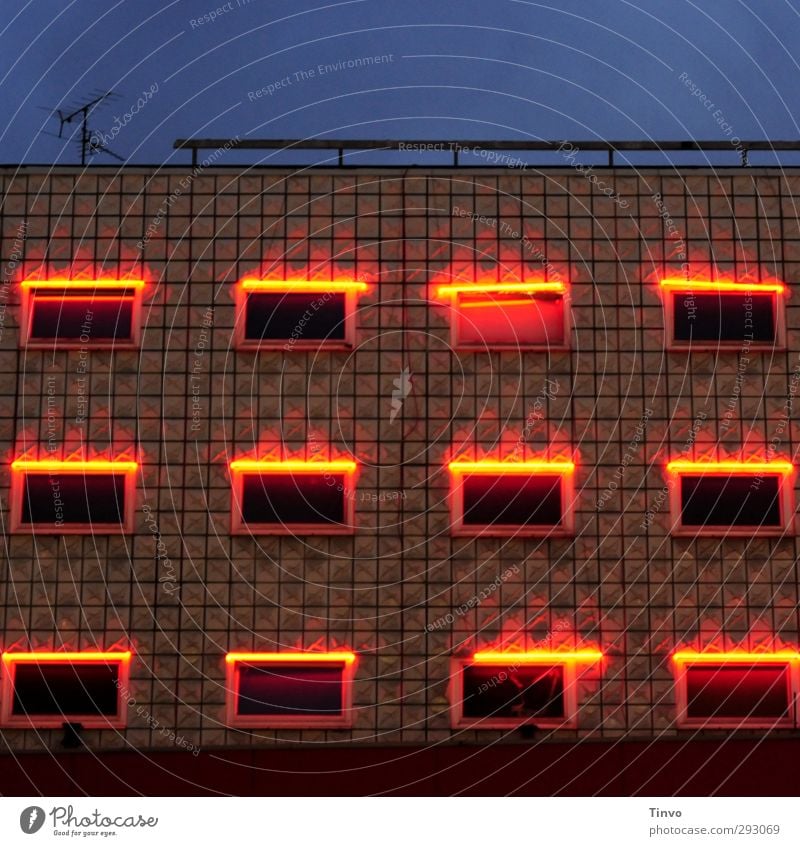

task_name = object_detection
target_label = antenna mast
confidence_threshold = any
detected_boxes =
[47,90,124,164]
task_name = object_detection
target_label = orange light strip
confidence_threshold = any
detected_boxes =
[32,295,136,302]
[672,650,800,664]
[458,298,542,309]
[448,460,575,475]
[225,651,357,665]
[239,279,368,293]
[659,278,785,294]
[2,651,132,664]
[11,459,138,473]
[229,459,357,474]
[21,279,146,291]
[437,281,566,298]
[666,460,793,475]
[472,650,603,664]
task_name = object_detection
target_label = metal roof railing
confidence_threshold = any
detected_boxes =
[173,138,800,168]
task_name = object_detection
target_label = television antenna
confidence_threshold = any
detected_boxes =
[40,90,125,164]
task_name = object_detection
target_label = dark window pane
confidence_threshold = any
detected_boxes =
[462,664,565,720]
[462,474,562,527]
[22,473,127,526]
[673,292,775,343]
[685,664,789,721]
[680,475,781,527]
[244,292,346,342]
[241,473,346,526]
[237,663,344,717]
[12,663,120,717]
[30,296,134,341]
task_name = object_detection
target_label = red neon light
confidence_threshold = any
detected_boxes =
[659,278,785,294]
[472,650,602,664]
[672,650,800,664]
[31,295,136,303]
[239,279,368,293]
[225,651,356,664]
[437,281,566,298]
[11,459,138,473]
[666,460,793,475]
[21,278,145,291]
[2,651,132,664]
[229,459,357,474]
[448,460,575,475]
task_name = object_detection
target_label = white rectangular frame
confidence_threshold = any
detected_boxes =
[21,281,144,350]
[662,285,786,352]
[234,282,361,351]
[448,288,570,352]
[448,656,578,730]
[668,468,794,538]
[229,463,357,535]
[10,462,138,535]
[449,467,574,537]
[225,653,356,729]
[0,652,131,729]
[673,658,798,730]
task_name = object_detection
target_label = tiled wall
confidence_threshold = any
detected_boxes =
[1,165,799,751]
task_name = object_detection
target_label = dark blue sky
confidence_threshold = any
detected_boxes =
[2,0,799,165]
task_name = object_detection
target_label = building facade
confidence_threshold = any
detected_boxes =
[0,163,799,794]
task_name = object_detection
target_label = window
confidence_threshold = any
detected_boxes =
[672,652,798,729]
[10,459,138,534]
[660,278,785,350]
[436,281,568,350]
[21,278,145,349]
[225,652,356,728]
[234,279,367,350]
[667,460,793,536]
[450,650,602,729]
[448,460,574,536]
[229,459,357,534]
[0,652,131,729]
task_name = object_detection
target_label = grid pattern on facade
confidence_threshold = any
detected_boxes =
[0,166,798,751]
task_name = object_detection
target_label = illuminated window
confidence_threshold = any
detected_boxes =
[10,459,137,534]
[229,460,357,534]
[667,461,793,536]
[672,652,798,729]
[21,279,145,349]
[235,279,367,350]
[659,278,785,350]
[448,460,574,536]
[450,651,602,729]
[1,652,131,729]
[436,282,568,351]
[225,652,356,728]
